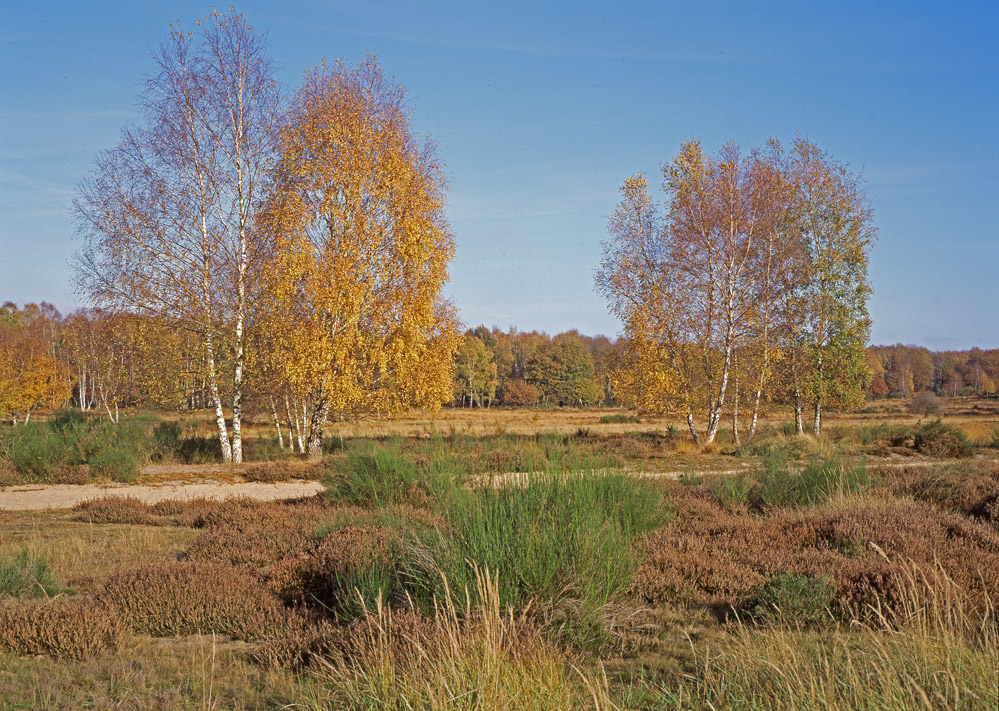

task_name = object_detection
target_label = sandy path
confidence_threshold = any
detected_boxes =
[0,479,324,512]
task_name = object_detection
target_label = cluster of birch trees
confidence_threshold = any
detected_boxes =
[597,138,876,444]
[73,11,459,461]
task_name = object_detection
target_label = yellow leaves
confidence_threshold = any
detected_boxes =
[256,56,458,417]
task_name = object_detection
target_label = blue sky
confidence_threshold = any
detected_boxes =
[1,1,996,348]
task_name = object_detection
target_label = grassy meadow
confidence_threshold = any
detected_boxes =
[1,398,998,709]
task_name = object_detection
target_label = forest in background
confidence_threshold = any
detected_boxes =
[2,300,997,424]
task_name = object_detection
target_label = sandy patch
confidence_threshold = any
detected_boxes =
[0,479,324,511]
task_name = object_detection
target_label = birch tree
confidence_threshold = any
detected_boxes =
[74,11,279,461]
[258,56,460,459]
[787,137,874,434]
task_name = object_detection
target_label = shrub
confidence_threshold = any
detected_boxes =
[243,437,294,462]
[0,599,128,659]
[599,413,641,424]
[744,573,836,626]
[328,443,420,506]
[709,474,754,512]
[150,420,183,461]
[269,524,400,621]
[913,419,974,457]
[412,473,672,646]
[909,391,945,417]
[74,496,160,525]
[0,548,67,598]
[754,453,871,509]
[98,562,290,639]
[88,447,138,482]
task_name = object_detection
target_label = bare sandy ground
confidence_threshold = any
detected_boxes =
[0,479,324,512]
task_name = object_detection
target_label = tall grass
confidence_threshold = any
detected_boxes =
[312,568,616,711]
[635,562,998,711]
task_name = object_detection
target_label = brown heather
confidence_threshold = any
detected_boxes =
[98,561,291,639]
[879,461,999,522]
[637,485,999,617]
[183,497,335,567]
[0,599,128,659]
[74,496,162,526]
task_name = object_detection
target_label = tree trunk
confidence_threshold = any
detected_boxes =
[270,396,284,449]
[732,362,741,447]
[813,402,822,436]
[204,330,233,463]
[306,398,329,460]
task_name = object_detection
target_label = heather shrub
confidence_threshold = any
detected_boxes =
[0,548,67,598]
[743,573,836,626]
[881,462,999,522]
[0,599,127,659]
[74,496,160,525]
[99,562,290,639]
[269,524,400,621]
[636,494,999,619]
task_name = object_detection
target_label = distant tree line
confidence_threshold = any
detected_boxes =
[867,344,999,399]
[5,301,996,429]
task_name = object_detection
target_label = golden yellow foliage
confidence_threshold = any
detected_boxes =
[258,56,459,455]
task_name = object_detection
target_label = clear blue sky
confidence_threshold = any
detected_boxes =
[1,1,996,349]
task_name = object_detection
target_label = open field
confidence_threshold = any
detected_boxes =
[2,401,998,709]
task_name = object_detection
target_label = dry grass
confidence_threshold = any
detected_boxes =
[0,634,315,710]
[635,561,998,711]
[310,568,617,711]
[0,512,198,589]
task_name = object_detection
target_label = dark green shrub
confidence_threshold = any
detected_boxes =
[328,443,419,506]
[243,436,294,462]
[913,419,974,458]
[710,474,755,512]
[179,435,221,464]
[754,453,871,508]
[412,473,673,645]
[599,413,641,424]
[0,548,67,598]
[89,447,139,482]
[150,420,183,461]
[744,573,836,625]
[8,425,66,480]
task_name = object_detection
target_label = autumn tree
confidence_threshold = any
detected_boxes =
[0,303,72,423]
[74,10,279,461]
[527,332,602,406]
[453,334,498,407]
[257,55,459,458]
[786,137,874,433]
[598,137,874,442]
